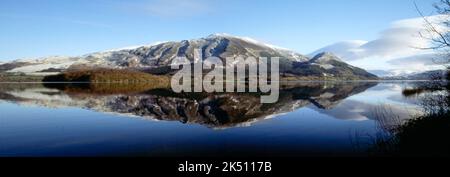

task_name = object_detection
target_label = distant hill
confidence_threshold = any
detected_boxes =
[287,52,378,80]
[383,69,448,80]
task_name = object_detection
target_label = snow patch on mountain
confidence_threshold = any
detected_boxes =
[208,33,291,51]
[312,63,335,70]
[102,41,168,53]
[9,62,75,73]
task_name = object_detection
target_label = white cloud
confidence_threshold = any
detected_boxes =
[388,53,441,66]
[310,15,449,75]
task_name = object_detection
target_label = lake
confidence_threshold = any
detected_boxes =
[0,81,427,157]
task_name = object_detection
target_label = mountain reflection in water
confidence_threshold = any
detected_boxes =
[1,82,377,128]
[0,81,428,156]
[0,82,424,129]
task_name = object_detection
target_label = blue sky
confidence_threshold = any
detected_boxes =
[0,0,437,61]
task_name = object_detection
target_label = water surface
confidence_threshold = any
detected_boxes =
[0,81,426,156]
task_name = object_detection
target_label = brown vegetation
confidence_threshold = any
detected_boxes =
[0,72,45,82]
[44,83,168,96]
[42,68,171,94]
[43,68,169,84]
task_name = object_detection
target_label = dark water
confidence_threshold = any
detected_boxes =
[0,81,426,157]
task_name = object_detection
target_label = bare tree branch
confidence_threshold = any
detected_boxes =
[415,1,450,49]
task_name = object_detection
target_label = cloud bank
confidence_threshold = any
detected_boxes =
[310,15,448,76]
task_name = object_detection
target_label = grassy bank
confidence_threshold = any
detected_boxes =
[0,73,45,82]
[42,68,170,83]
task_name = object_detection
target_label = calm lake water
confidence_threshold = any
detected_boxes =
[0,81,426,157]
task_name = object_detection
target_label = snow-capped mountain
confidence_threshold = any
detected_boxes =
[308,40,368,59]
[288,52,378,79]
[0,34,377,79]
[383,69,448,80]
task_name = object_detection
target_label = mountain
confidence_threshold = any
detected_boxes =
[287,52,378,79]
[308,40,368,59]
[383,69,448,80]
[0,34,377,80]
[368,70,398,77]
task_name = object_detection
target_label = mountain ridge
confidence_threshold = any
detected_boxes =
[383,69,448,80]
[0,34,377,80]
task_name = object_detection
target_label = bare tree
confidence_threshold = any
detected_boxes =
[416,1,450,77]
[417,1,450,49]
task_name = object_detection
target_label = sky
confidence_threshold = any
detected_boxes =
[0,0,443,74]
[310,14,449,75]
